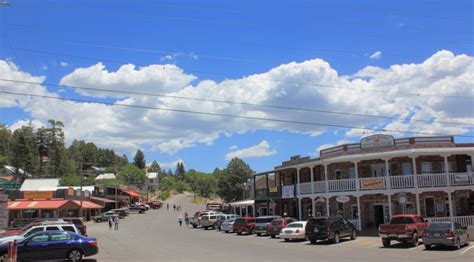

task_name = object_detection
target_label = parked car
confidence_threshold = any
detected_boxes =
[305,216,357,244]
[128,204,146,214]
[200,213,220,230]
[233,217,256,235]
[110,209,127,218]
[190,211,206,228]
[221,218,237,233]
[118,207,130,216]
[0,223,80,244]
[423,222,470,250]
[1,220,64,237]
[378,214,428,247]
[279,221,308,241]
[94,211,119,222]
[62,217,87,236]
[0,231,98,262]
[147,201,163,209]
[216,214,239,231]
[255,216,281,236]
[267,217,297,238]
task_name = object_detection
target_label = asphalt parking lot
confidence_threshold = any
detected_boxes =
[87,193,474,262]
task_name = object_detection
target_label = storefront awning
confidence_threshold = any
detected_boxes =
[90,196,116,204]
[71,200,103,209]
[123,190,141,198]
[8,199,68,210]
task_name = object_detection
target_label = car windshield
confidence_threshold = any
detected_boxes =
[390,217,414,224]
[271,219,283,226]
[427,223,452,230]
[287,223,303,228]
[256,218,273,223]
[310,218,328,226]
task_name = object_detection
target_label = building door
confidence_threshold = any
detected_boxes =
[425,197,435,217]
[373,205,385,227]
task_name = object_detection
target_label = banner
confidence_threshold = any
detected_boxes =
[281,185,294,198]
[360,178,385,190]
[24,191,53,199]
[454,174,469,183]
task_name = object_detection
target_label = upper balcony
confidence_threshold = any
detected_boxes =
[297,172,474,195]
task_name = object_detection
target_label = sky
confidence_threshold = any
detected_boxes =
[0,0,473,173]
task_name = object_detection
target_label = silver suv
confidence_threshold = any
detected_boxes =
[0,223,80,244]
[200,212,222,230]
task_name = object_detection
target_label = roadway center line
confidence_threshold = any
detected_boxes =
[460,246,474,255]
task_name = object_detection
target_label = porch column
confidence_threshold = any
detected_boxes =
[323,164,329,193]
[311,198,315,217]
[326,196,330,216]
[387,194,393,220]
[356,195,362,231]
[447,191,454,220]
[296,168,301,195]
[353,161,360,191]
[384,159,391,189]
[310,166,315,194]
[443,155,450,186]
[411,156,419,188]
[415,193,421,215]
[298,198,302,221]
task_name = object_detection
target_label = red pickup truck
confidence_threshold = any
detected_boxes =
[379,214,429,247]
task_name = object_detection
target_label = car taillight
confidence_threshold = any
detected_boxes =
[422,232,429,238]
[444,231,454,238]
[88,241,97,246]
[295,229,300,233]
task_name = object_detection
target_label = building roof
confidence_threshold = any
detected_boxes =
[90,196,116,203]
[0,176,14,182]
[71,200,103,209]
[4,166,32,177]
[57,186,95,192]
[8,199,68,210]
[95,173,116,180]
[20,178,60,192]
[122,189,141,198]
[147,172,158,179]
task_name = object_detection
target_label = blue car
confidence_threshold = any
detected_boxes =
[0,230,98,262]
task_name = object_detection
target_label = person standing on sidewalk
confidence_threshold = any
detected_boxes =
[178,214,183,227]
[173,204,176,211]
[114,216,120,230]
[184,211,189,226]
[108,216,113,230]
[167,203,169,211]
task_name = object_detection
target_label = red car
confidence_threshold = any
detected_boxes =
[267,217,297,238]
[233,217,256,235]
[379,214,429,247]
[147,201,163,209]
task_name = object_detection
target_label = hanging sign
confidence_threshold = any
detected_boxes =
[24,191,53,199]
[336,195,350,203]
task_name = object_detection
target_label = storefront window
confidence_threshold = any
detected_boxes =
[421,162,432,174]
[402,163,413,176]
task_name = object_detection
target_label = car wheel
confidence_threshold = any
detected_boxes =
[67,249,83,262]
[256,233,261,236]
[350,229,357,240]
[249,228,254,235]
[192,224,197,228]
[271,234,276,239]
[424,244,432,250]
[309,238,317,244]
[333,232,340,244]
[455,238,461,250]
[225,230,229,233]
[382,238,390,247]
[284,238,289,242]
[410,233,418,247]
[237,232,242,235]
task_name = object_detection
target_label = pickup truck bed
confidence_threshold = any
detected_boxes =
[379,214,428,247]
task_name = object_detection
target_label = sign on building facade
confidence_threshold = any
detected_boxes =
[360,178,385,190]
[281,185,294,198]
[361,134,395,149]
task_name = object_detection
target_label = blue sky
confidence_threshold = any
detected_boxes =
[0,0,473,173]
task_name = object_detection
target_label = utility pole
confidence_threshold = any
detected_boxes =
[80,163,83,218]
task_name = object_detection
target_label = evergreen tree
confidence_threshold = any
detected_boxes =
[175,162,186,180]
[217,158,254,202]
[133,149,146,169]
[10,124,39,180]
[0,124,12,162]
[167,168,173,176]
[149,160,161,173]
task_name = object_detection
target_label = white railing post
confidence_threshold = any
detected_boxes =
[388,193,393,220]
[357,195,362,231]
[415,193,421,215]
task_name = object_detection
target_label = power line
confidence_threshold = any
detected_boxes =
[0,78,471,127]
[2,46,473,100]
[1,89,473,138]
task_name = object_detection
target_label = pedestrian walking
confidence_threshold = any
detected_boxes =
[108,217,113,230]
[114,216,119,230]
[173,204,176,211]
[184,211,189,226]
[178,215,183,227]
[167,203,169,211]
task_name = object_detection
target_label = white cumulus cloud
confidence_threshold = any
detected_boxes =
[225,140,277,160]
[369,51,382,60]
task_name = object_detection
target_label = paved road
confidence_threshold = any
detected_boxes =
[87,193,474,262]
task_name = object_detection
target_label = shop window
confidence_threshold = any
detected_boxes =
[421,162,432,174]
[402,163,413,176]
[349,168,356,179]
[335,170,342,180]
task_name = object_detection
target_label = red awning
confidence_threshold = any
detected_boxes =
[123,190,141,198]
[90,196,116,203]
[72,200,103,209]
[8,199,68,210]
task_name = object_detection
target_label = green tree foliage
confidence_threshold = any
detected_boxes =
[0,124,12,161]
[117,164,146,186]
[148,160,161,173]
[133,149,146,169]
[159,175,176,191]
[10,124,39,178]
[175,162,186,180]
[175,180,189,193]
[36,120,67,177]
[185,169,217,198]
[217,158,254,202]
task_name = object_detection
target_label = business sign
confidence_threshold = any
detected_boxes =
[360,178,385,190]
[0,194,8,229]
[281,185,294,198]
[24,191,53,199]
[454,174,469,183]
[336,195,350,203]
[269,186,278,193]
[315,197,326,203]
[361,134,394,149]
[398,192,407,204]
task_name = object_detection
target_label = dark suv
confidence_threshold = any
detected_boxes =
[233,217,256,235]
[267,217,297,238]
[305,216,357,244]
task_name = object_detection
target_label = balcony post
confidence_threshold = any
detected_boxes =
[326,196,330,216]
[415,192,421,215]
[296,168,301,195]
[447,191,454,220]
[323,164,329,193]
[384,158,391,190]
[411,156,419,188]
[310,166,315,194]
[356,195,362,231]
[353,161,360,191]
[443,155,450,186]
[387,193,393,220]
[311,197,315,217]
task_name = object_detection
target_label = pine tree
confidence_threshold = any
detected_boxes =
[11,124,39,180]
[175,162,186,180]
[149,160,161,173]
[133,149,146,169]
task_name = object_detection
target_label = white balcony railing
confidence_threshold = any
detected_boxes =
[416,173,447,187]
[313,181,326,193]
[298,182,312,194]
[426,215,474,226]
[328,179,356,192]
[449,172,474,186]
[390,175,415,189]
